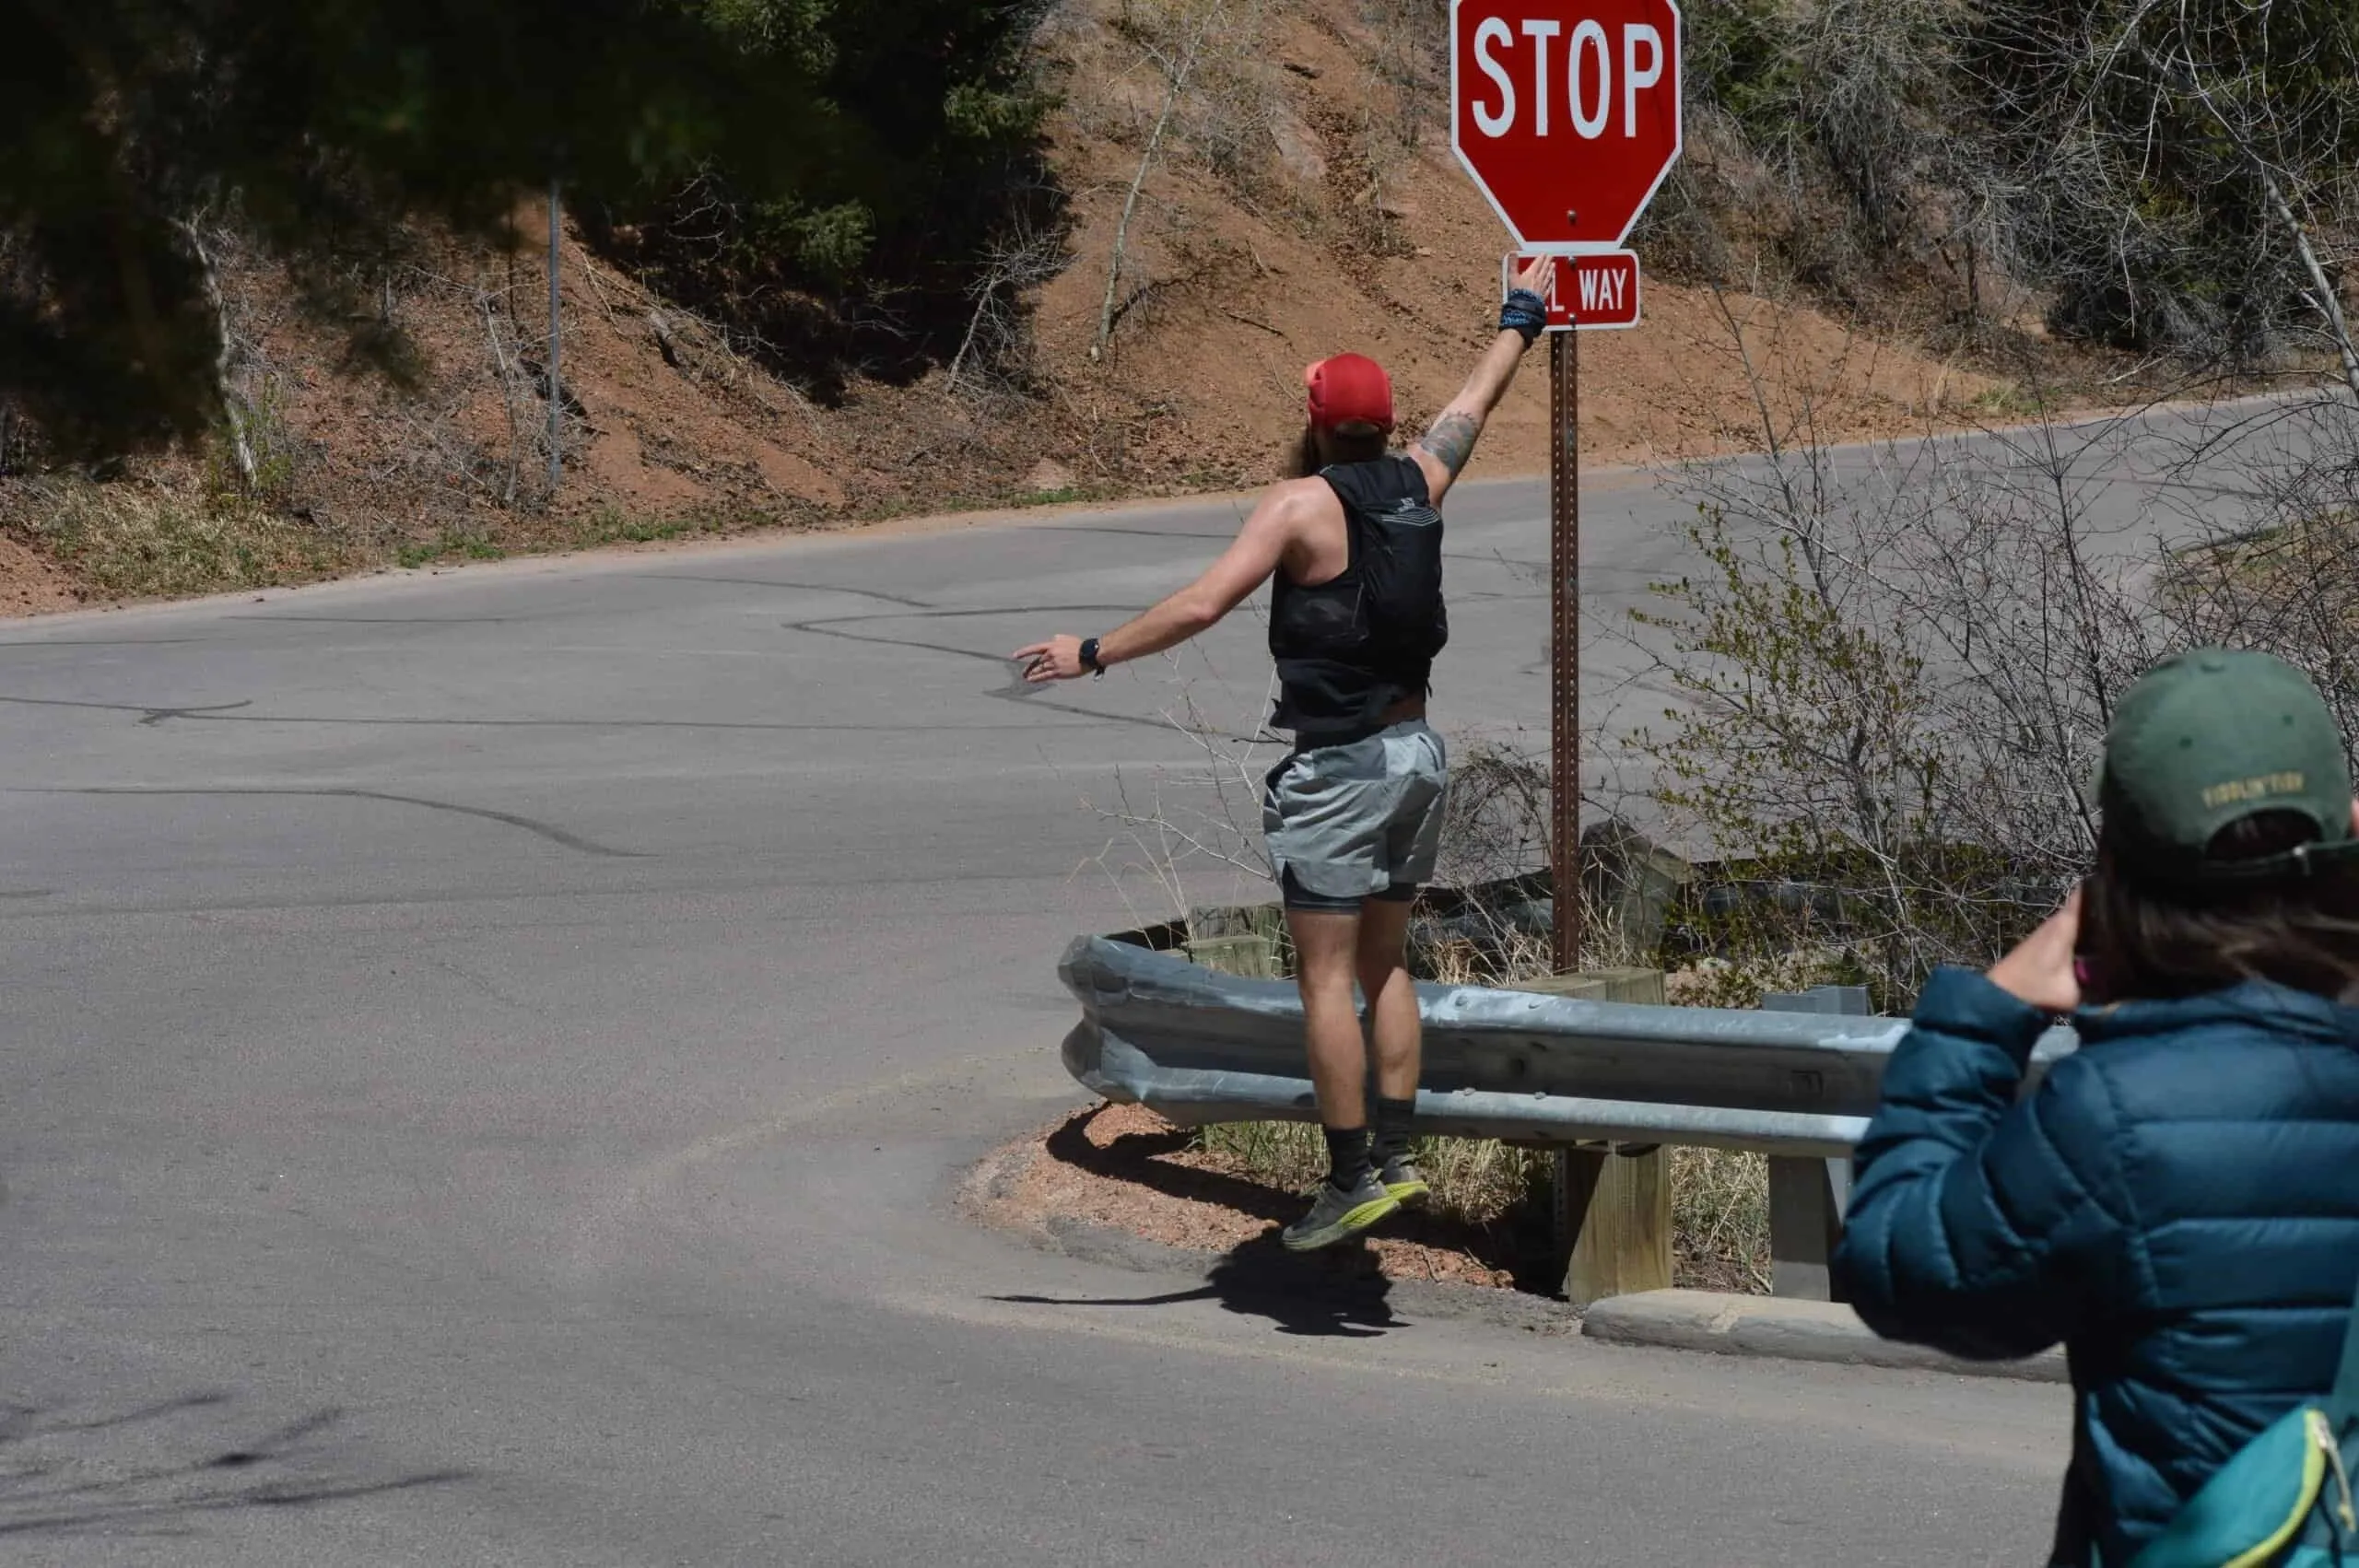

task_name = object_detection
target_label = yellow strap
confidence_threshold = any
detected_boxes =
[2221,1412,2331,1568]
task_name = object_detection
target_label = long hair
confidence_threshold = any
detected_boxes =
[2079,809,2359,1001]
[1285,421,1389,478]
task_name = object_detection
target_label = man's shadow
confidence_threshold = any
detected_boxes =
[992,1107,1410,1338]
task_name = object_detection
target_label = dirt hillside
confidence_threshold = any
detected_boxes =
[0,0,2017,612]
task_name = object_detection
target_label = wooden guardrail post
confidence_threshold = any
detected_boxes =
[1520,967,1672,1306]
[1185,903,1285,979]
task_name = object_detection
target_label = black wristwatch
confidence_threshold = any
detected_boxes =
[1079,637,1105,676]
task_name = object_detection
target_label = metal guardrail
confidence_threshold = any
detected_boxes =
[1057,934,2078,1158]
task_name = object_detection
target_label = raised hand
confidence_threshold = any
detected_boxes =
[1986,888,2084,1013]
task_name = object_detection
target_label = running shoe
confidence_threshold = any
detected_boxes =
[1379,1153,1431,1208]
[1280,1171,1400,1251]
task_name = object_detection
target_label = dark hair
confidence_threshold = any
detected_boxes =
[1285,421,1389,477]
[2080,809,2359,1001]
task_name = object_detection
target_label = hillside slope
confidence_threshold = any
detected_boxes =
[0,0,2010,610]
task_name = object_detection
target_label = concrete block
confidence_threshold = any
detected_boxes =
[1580,1288,2067,1382]
[1518,967,1668,1005]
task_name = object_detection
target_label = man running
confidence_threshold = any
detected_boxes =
[1015,258,1553,1250]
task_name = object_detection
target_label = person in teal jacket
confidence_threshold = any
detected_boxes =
[1834,649,2359,1567]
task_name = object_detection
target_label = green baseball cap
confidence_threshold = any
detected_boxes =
[2101,648,2359,883]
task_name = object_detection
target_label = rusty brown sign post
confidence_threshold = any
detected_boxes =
[1451,0,1682,969]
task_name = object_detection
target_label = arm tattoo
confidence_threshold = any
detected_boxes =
[1417,412,1481,476]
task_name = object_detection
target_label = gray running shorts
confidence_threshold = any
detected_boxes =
[1262,720,1449,911]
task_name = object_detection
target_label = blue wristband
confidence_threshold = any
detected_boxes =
[1499,287,1548,345]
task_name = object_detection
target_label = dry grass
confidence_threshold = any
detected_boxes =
[1417,929,1555,987]
[1671,1147,1773,1293]
[8,475,355,600]
[1416,1135,1554,1227]
[1194,1121,1550,1228]
[2164,507,2359,613]
[1201,1118,1774,1291]
[1195,1120,1325,1190]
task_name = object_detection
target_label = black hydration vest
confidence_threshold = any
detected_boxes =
[1267,455,1448,743]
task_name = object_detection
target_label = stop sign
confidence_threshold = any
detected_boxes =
[1451,0,1682,250]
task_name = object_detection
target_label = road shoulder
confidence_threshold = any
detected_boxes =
[1581,1288,2068,1382]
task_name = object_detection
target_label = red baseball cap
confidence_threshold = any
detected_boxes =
[1305,354,1395,434]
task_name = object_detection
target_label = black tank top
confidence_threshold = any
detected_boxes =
[1267,455,1448,743]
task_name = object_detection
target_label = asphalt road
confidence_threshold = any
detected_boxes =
[4,402,2279,1563]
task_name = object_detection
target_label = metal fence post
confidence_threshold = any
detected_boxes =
[1547,328,1582,975]
[1759,985,1870,1299]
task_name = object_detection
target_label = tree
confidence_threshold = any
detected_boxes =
[0,0,1055,458]
[1962,0,2359,363]
[599,0,1060,394]
[1655,0,2357,369]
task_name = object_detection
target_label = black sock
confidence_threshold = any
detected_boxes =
[1373,1096,1416,1165]
[1322,1125,1373,1191]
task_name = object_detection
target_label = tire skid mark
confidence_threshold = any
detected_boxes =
[28,786,643,859]
[778,603,1264,741]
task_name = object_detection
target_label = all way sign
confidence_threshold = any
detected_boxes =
[1500,250,1640,329]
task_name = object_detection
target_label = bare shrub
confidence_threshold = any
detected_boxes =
[1639,0,1976,317]
[1967,0,2359,368]
[2154,397,2359,732]
[1629,459,2109,1003]
[1335,0,1450,245]
[1175,0,1285,194]
[1433,740,1549,889]
[1073,665,1284,930]
[1356,0,1448,115]
[1088,0,1291,356]
[1650,0,2359,369]
[949,211,1074,402]
[1612,278,2359,1008]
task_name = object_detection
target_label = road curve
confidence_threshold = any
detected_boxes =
[3,407,2260,1562]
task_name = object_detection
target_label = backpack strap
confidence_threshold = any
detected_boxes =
[1318,453,1431,512]
[2331,1262,2359,1427]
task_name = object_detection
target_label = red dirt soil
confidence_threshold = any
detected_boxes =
[973,1100,1550,1291]
[0,533,81,614]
